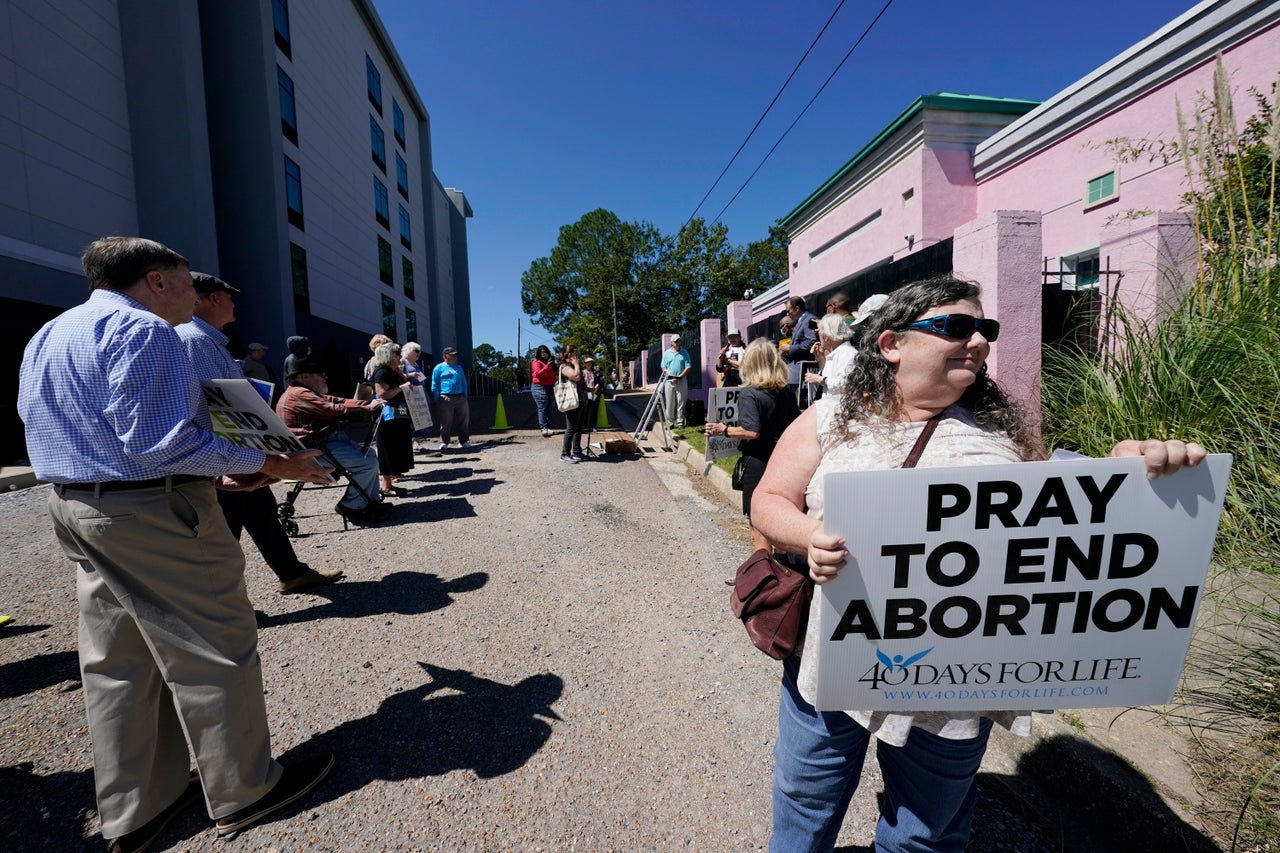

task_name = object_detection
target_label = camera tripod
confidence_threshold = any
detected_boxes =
[632,372,673,451]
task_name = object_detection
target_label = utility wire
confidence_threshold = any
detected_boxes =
[682,0,848,231]
[711,0,897,227]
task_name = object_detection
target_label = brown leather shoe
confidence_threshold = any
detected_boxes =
[106,774,201,853]
[213,752,334,838]
[278,568,344,595]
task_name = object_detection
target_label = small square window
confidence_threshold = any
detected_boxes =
[377,236,393,285]
[366,54,382,114]
[402,257,415,300]
[284,156,304,229]
[370,117,386,172]
[901,187,914,207]
[374,178,390,230]
[1084,170,1118,208]
[290,242,309,313]
[393,99,405,148]
[398,205,411,250]
[381,295,397,338]
[395,152,408,200]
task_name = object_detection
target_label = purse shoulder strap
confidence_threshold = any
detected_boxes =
[901,413,942,469]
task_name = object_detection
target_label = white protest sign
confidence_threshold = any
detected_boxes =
[812,454,1232,712]
[202,379,307,454]
[705,386,741,461]
[406,383,433,430]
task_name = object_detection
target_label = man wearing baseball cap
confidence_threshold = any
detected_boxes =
[176,273,344,595]
[431,346,471,450]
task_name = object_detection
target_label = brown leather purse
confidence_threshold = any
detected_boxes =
[729,414,941,659]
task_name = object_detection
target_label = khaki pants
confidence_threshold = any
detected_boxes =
[49,480,281,837]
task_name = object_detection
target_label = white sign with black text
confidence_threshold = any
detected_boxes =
[705,387,741,461]
[813,454,1232,711]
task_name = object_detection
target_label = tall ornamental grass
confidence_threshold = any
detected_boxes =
[1040,59,1279,849]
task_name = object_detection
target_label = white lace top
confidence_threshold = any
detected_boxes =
[796,396,1035,746]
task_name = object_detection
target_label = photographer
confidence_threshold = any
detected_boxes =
[716,329,745,387]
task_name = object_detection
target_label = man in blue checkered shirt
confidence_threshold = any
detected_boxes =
[18,237,337,850]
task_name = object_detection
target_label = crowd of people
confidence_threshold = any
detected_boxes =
[14,234,1207,853]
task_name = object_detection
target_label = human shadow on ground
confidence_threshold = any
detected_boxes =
[257,570,487,629]
[1007,734,1221,853]
[0,649,80,700]
[158,663,564,840]
[0,762,97,851]
[0,621,53,639]
[410,465,494,484]
[388,495,477,523]
[424,477,501,498]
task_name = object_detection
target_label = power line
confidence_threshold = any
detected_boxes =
[682,0,849,231]
[711,0,897,227]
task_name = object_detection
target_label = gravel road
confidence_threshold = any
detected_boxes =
[0,431,1061,851]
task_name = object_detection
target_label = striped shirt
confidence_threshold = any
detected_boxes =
[18,289,266,483]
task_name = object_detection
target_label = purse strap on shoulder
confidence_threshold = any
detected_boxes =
[901,414,942,469]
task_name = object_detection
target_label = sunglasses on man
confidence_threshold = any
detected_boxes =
[896,314,1000,342]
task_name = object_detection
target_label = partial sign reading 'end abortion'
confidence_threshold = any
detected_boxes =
[813,454,1232,712]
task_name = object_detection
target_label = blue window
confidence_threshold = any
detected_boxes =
[290,242,309,313]
[381,295,396,338]
[277,66,297,144]
[273,0,291,57]
[395,152,408,199]
[405,306,417,341]
[374,177,389,230]
[377,236,393,285]
[366,54,382,114]
[284,156,304,229]
[398,205,411,250]
[393,99,405,148]
[402,257,415,300]
[370,116,385,172]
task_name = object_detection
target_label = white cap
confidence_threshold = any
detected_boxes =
[850,293,890,326]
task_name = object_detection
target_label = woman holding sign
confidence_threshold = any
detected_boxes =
[751,277,1205,853]
[706,338,798,552]
[370,342,414,497]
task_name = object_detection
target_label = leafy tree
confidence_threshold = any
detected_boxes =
[521,209,790,360]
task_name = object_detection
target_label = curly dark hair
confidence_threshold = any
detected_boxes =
[837,276,1043,460]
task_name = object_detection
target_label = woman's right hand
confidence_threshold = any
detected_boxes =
[807,527,848,584]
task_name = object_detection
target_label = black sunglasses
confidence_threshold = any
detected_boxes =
[897,314,1000,342]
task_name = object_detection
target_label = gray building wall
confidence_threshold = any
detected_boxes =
[1,0,472,460]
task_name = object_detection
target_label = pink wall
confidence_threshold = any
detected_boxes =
[784,150,928,299]
[976,25,1279,261]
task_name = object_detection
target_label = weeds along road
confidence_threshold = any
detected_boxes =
[2,431,1068,851]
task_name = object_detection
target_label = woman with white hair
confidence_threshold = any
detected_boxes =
[370,342,414,496]
[803,313,857,400]
[401,342,430,451]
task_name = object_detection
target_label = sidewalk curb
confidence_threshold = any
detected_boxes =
[0,467,37,492]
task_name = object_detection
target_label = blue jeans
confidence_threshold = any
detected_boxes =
[770,655,992,853]
[531,384,552,431]
[319,433,381,509]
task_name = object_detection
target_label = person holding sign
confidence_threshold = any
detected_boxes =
[751,276,1205,853]
[706,338,798,552]
[371,343,416,495]
[17,237,337,851]
[177,273,344,594]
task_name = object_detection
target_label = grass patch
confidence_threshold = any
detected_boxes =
[673,426,738,476]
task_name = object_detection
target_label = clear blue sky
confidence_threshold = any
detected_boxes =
[373,0,1203,358]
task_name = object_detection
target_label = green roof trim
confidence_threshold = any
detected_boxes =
[777,92,1041,230]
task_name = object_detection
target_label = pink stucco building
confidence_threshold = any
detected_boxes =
[749,0,1279,408]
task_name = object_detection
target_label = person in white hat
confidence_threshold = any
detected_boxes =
[717,329,746,387]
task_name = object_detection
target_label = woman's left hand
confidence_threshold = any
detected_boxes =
[1110,439,1207,480]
